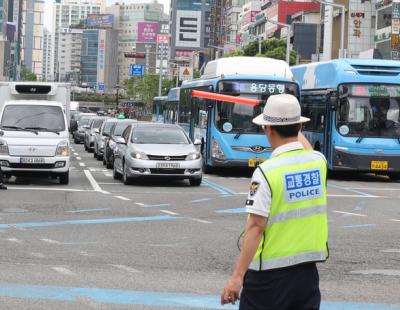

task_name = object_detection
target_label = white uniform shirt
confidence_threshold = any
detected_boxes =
[245,142,326,218]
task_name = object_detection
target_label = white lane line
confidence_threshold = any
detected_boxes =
[79,162,86,167]
[104,173,112,177]
[136,203,146,206]
[114,196,131,201]
[390,219,400,222]
[98,182,120,185]
[160,210,179,216]
[83,170,108,194]
[189,218,212,224]
[7,238,22,244]
[7,187,93,192]
[76,157,82,160]
[110,264,140,273]
[332,210,367,217]
[380,249,400,253]
[338,187,400,191]
[30,252,46,258]
[51,267,74,276]
[40,238,61,245]
[73,153,79,156]
[328,194,382,198]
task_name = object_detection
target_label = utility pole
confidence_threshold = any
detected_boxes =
[158,43,164,97]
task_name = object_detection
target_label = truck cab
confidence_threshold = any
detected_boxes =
[0,82,71,184]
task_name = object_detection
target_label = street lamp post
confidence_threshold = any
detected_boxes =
[265,18,291,64]
[313,0,345,58]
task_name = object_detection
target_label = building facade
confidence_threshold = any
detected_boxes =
[52,0,104,81]
[374,0,394,59]
[42,28,52,81]
[20,0,44,79]
[322,0,375,60]
[169,0,211,69]
[107,2,168,82]
[57,28,82,82]
[80,28,118,93]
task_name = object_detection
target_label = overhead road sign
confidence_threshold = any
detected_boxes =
[130,64,145,77]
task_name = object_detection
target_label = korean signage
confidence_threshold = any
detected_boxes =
[392,18,400,33]
[86,14,113,29]
[137,22,159,42]
[176,10,201,48]
[392,0,400,59]
[157,34,169,45]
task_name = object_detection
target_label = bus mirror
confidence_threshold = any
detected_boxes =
[194,139,202,146]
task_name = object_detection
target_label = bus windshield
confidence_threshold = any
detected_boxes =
[337,84,400,138]
[215,80,298,134]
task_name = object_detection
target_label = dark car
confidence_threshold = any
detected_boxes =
[94,118,117,160]
[72,113,96,144]
[103,119,137,169]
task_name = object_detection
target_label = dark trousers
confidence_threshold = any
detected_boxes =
[0,166,3,184]
[239,263,321,310]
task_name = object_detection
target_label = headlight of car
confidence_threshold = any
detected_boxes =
[211,139,225,159]
[0,140,9,155]
[131,152,149,160]
[56,140,69,156]
[186,152,201,160]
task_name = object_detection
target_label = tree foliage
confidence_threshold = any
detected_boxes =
[20,65,37,81]
[224,38,297,65]
[123,74,175,110]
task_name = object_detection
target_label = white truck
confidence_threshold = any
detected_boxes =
[0,82,71,184]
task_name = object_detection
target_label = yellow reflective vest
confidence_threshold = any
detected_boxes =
[249,149,329,271]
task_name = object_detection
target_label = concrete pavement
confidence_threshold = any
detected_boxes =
[0,141,398,309]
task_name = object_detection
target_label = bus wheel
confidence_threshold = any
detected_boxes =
[202,161,213,174]
[389,173,400,181]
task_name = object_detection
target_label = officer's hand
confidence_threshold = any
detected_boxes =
[220,275,242,305]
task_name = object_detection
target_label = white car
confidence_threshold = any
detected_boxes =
[113,123,202,185]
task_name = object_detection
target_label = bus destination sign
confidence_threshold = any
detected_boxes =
[219,81,287,95]
[350,85,400,97]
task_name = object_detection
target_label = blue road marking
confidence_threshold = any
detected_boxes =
[202,179,237,196]
[0,283,398,309]
[65,208,111,213]
[329,184,374,197]
[191,198,212,203]
[216,208,246,214]
[343,224,377,228]
[0,215,179,230]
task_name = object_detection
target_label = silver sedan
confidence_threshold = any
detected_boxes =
[113,123,202,186]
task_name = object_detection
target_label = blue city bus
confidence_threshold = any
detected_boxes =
[173,57,299,172]
[292,59,400,179]
[152,96,167,123]
[163,88,181,124]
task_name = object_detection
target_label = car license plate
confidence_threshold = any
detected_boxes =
[156,162,180,169]
[248,158,266,168]
[20,157,45,164]
[371,160,388,170]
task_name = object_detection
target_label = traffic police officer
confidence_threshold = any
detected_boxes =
[221,94,328,309]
